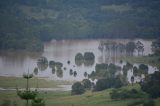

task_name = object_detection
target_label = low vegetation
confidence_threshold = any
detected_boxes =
[0,84,160,106]
[140,71,160,98]
[0,76,69,88]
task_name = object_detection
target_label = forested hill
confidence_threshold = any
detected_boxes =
[0,0,160,51]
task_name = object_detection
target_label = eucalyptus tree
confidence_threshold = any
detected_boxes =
[98,41,104,52]
[126,42,136,56]
[118,43,126,56]
[152,39,160,55]
[136,41,144,56]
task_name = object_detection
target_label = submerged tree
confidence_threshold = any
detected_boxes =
[37,57,48,71]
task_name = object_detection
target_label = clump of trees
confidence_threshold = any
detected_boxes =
[140,71,160,98]
[71,79,92,95]
[37,57,48,71]
[99,41,144,56]
[126,42,136,56]
[75,52,95,66]
[71,82,85,95]
[94,76,125,91]
[110,88,155,106]
[38,57,64,78]
[90,63,124,80]
[82,79,92,89]
[139,64,149,75]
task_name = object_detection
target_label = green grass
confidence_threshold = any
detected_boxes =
[0,76,73,88]
[120,55,160,68]
[0,84,159,106]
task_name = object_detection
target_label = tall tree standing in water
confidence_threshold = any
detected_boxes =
[152,39,160,55]
[136,41,144,56]
[126,42,136,56]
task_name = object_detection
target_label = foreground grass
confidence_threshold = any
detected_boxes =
[120,55,160,68]
[0,76,73,88]
[0,84,160,106]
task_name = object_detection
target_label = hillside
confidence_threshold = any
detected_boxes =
[0,84,160,106]
[0,0,160,51]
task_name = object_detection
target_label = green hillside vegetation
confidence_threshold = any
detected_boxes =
[0,0,160,51]
[0,84,160,106]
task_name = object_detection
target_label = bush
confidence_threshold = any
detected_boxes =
[140,71,160,98]
[95,77,124,91]
[143,100,155,106]
[71,82,85,95]
[139,64,148,74]
[82,79,92,89]
[32,97,45,106]
[110,89,143,100]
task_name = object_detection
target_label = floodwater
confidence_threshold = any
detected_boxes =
[0,39,157,82]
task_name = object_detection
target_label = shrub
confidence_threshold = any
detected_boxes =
[143,100,155,106]
[82,79,92,89]
[110,89,144,100]
[140,71,160,98]
[71,82,85,95]
[95,77,124,91]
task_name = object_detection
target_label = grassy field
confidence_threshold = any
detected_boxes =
[120,55,160,68]
[0,84,160,106]
[0,76,73,88]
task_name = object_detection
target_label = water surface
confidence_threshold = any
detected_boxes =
[0,39,156,82]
